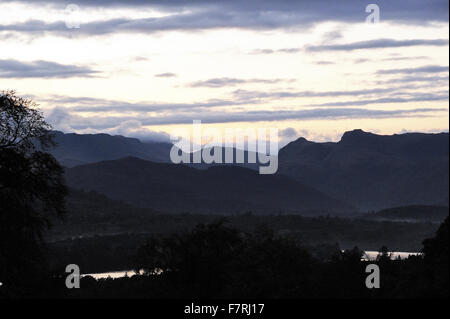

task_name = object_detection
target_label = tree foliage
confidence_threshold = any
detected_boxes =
[0,90,67,297]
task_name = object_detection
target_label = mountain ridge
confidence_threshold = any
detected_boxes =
[279,129,449,210]
[48,130,173,167]
[53,129,449,212]
[65,156,353,215]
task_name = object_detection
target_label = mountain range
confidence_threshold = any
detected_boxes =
[48,130,172,167]
[65,157,351,214]
[50,129,449,214]
[278,129,449,210]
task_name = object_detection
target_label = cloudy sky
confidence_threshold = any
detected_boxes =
[0,0,448,143]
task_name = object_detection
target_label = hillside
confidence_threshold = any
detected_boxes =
[52,129,449,212]
[367,205,449,222]
[278,130,449,210]
[65,157,352,215]
[47,189,156,240]
[48,131,172,167]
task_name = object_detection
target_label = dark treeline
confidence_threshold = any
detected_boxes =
[67,218,448,299]
[365,205,449,222]
[46,213,441,274]
[2,217,449,299]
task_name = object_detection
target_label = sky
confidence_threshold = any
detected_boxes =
[0,0,448,145]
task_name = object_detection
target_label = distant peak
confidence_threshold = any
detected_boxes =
[294,137,310,144]
[340,129,373,143]
[343,129,367,136]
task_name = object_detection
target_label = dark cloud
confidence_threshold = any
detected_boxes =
[133,56,150,62]
[5,0,449,21]
[306,39,449,52]
[277,48,302,54]
[308,92,449,107]
[231,87,421,101]
[41,86,428,115]
[375,75,449,85]
[279,127,300,147]
[351,55,431,64]
[189,78,295,88]
[381,55,430,62]
[250,49,275,55]
[253,39,447,56]
[190,78,247,88]
[0,59,98,78]
[377,65,449,75]
[313,60,335,65]
[40,95,251,113]
[353,58,370,64]
[279,127,298,138]
[250,48,301,55]
[0,13,301,36]
[42,85,446,116]
[97,106,448,126]
[155,72,177,78]
[47,106,446,130]
[321,31,343,42]
[1,0,448,37]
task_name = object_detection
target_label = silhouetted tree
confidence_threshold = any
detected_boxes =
[376,245,391,262]
[0,90,67,298]
[134,221,317,298]
[135,222,244,298]
[422,217,449,298]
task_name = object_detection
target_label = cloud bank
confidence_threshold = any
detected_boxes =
[0,59,99,78]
